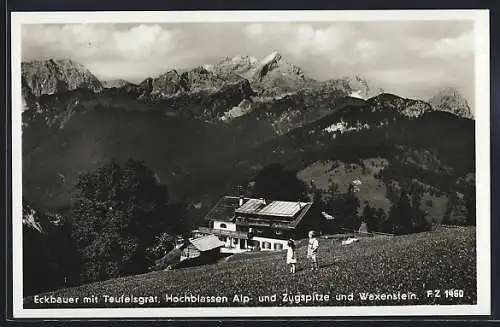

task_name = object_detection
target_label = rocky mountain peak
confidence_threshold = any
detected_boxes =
[148,69,188,97]
[202,55,258,77]
[21,58,103,98]
[368,93,432,118]
[253,51,305,81]
[343,75,383,99]
[428,87,473,119]
[260,51,282,66]
[102,79,136,89]
[321,75,383,100]
[227,55,258,65]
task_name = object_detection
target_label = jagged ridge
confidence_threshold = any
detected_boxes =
[428,87,473,119]
[22,59,103,97]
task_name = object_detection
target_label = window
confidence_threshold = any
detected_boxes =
[234,238,238,245]
[220,223,227,229]
[274,243,283,251]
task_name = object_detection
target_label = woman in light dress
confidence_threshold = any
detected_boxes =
[286,238,297,274]
[307,230,319,271]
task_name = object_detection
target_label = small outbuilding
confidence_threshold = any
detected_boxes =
[180,234,225,262]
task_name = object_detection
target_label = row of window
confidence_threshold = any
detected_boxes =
[259,242,283,250]
[217,223,285,237]
[218,236,284,251]
[219,236,241,244]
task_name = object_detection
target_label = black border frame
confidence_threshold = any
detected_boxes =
[3,0,499,323]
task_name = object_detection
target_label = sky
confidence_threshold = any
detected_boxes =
[21,21,475,103]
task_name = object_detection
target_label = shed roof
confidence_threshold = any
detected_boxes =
[189,234,225,252]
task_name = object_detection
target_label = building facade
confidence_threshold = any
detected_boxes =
[200,196,314,253]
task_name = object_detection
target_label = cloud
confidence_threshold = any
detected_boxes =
[22,23,182,63]
[423,31,474,58]
[245,23,265,37]
[368,68,448,85]
[244,23,354,56]
[354,39,379,61]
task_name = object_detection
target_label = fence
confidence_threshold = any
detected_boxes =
[339,227,394,237]
[433,223,469,230]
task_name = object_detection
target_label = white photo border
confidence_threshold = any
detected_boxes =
[10,9,491,319]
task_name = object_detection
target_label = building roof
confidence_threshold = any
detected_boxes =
[234,198,266,214]
[205,195,314,229]
[235,198,310,218]
[204,196,241,222]
[259,201,310,217]
[189,234,225,252]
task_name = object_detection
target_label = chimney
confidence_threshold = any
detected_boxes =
[260,198,266,205]
[239,195,244,207]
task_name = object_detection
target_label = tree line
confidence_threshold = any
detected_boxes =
[23,159,190,295]
[23,160,475,295]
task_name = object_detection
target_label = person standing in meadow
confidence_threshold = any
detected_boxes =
[307,230,319,271]
[286,239,297,274]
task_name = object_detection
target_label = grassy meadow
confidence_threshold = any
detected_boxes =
[24,226,476,308]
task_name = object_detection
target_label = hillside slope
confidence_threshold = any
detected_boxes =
[21,58,475,226]
[24,226,476,307]
[21,91,475,226]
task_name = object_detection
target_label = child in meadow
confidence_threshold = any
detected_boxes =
[307,230,319,271]
[286,239,297,274]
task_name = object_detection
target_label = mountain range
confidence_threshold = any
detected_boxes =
[21,52,475,224]
[21,52,476,296]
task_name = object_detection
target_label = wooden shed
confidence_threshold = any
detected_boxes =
[180,234,225,262]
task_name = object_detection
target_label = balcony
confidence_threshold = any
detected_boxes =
[198,226,249,240]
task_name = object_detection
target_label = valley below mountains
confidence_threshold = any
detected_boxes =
[20,51,476,296]
[21,52,475,232]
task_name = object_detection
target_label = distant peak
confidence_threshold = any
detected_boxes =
[55,58,74,64]
[353,74,366,82]
[156,69,182,79]
[434,86,463,97]
[21,58,103,97]
[377,92,402,98]
[428,87,473,119]
[261,51,282,64]
[368,92,404,102]
[231,55,258,64]
[24,58,85,69]
[218,55,258,65]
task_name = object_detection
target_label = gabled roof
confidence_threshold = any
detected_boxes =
[257,201,310,217]
[204,196,241,222]
[189,234,225,252]
[235,198,311,219]
[288,202,313,228]
[234,198,266,215]
[205,195,314,229]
